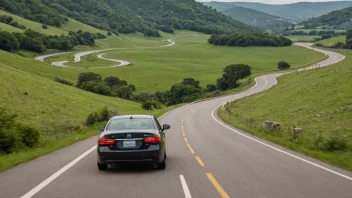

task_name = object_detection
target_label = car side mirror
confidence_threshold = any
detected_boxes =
[162,124,170,131]
[99,126,105,132]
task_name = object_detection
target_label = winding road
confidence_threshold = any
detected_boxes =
[1,44,351,198]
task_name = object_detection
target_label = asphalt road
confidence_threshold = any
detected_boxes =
[1,44,351,198]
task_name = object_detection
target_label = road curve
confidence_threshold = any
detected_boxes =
[1,44,351,198]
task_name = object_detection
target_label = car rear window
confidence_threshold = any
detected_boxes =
[106,118,155,130]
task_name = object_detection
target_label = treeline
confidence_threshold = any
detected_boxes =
[283,30,341,36]
[0,29,106,53]
[0,0,256,37]
[208,33,292,47]
[0,15,26,29]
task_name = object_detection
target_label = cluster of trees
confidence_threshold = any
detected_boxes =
[0,0,67,27]
[85,106,117,126]
[76,72,136,100]
[208,33,293,47]
[284,30,337,36]
[134,64,252,108]
[0,15,26,29]
[0,29,105,53]
[1,0,256,37]
[0,108,40,153]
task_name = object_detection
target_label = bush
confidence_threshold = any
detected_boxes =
[42,24,48,29]
[206,84,217,92]
[278,61,290,70]
[0,31,20,52]
[315,43,324,47]
[107,32,112,36]
[54,77,74,86]
[85,106,118,126]
[321,134,348,151]
[142,100,162,110]
[0,108,40,153]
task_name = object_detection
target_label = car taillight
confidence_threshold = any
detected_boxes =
[143,136,161,144]
[98,138,116,145]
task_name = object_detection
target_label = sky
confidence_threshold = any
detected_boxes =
[197,0,351,4]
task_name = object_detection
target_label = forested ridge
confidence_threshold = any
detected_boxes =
[0,0,256,37]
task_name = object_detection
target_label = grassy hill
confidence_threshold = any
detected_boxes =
[203,2,292,33]
[219,49,352,170]
[316,36,346,47]
[302,6,352,30]
[229,1,352,22]
[0,10,66,35]
[0,0,256,36]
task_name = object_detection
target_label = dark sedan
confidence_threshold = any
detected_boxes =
[97,115,170,171]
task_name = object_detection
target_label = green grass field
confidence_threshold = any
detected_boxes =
[0,10,66,35]
[219,49,352,170]
[0,22,23,32]
[38,31,325,93]
[316,36,346,46]
[59,18,107,34]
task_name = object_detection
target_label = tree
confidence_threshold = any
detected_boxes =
[205,84,217,92]
[278,61,290,70]
[182,78,201,88]
[42,24,48,29]
[346,30,352,42]
[217,64,252,91]
[107,32,112,36]
[0,31,20,52]
[77,72,102,88]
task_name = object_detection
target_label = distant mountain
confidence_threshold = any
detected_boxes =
[203,2,292,33]
[228,1,352,22]
[0,0,256,37]
[302,6,352,30]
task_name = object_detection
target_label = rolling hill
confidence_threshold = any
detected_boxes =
[203,2,293,33]
[228,1,352,22]
[0,0,256,36]
[301,6,352,30]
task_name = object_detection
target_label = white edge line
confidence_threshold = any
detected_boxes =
[180,175,192,198]
[21,146,97,198]
[211,106,352,182]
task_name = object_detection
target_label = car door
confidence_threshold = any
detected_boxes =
[154,117,166,151]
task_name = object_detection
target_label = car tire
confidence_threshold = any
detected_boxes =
[157,155,166,170]
[97,162,108,171]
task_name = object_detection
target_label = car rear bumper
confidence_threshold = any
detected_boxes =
[97,146,163,164]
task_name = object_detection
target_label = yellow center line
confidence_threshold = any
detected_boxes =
[184,137,188,143]
[206,173,230,198]
[187,143,195,154]
[195,156,205,167]
[182,133,186,137]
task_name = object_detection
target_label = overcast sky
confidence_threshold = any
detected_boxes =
[197,0,351,4]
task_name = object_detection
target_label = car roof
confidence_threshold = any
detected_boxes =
[111,115,154,119]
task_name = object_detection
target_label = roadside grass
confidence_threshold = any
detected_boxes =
[219,49,352,170]
[316,36,346,47]
[0,10,66,35]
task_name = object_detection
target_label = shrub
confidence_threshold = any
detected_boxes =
[18,126,40,147]
[85,106,118,126]
[77,72,102,88]
[0,31,20,52]
[142,100,162,110]
[206,84,217,92]
[107,32,112,36]
[278,61,290,70]
[42,24,48,29]
[54,77,74,86]
[321,134,348,151]
[315,43,324,47]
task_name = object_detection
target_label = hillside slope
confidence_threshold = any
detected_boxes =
[302,6,352,30]
[219,49,352,169]
[203,2,292,33]
[0,0,256,36]
[230,1,352,22]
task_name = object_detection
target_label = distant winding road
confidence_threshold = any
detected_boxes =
[35,39,176,69]
[2,43,351,198]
